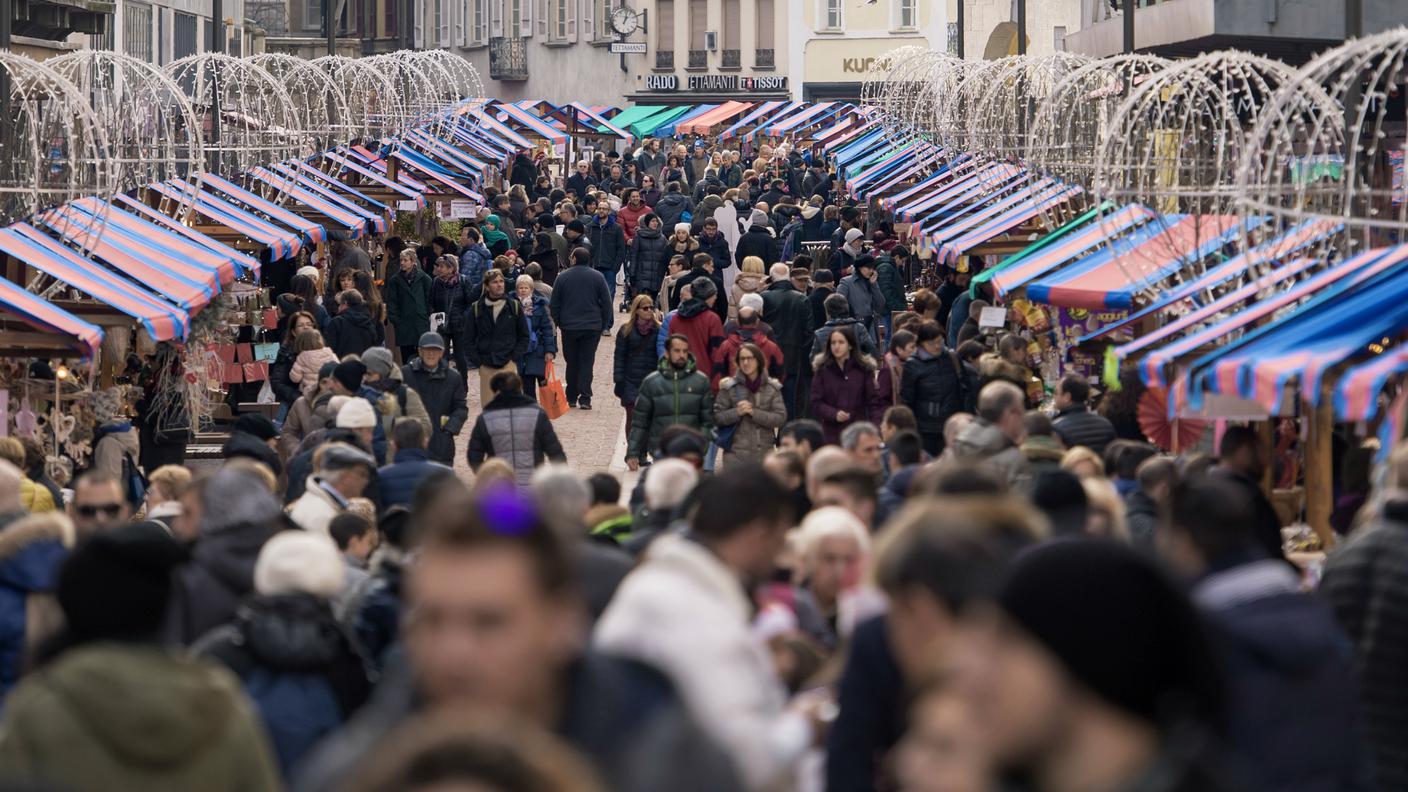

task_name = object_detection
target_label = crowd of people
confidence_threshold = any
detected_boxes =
[0,133,1401,792]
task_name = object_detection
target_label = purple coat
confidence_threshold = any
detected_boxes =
[809,358,885,445]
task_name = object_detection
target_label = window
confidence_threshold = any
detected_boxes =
[471,0,487,42]
[173,11,198,58]
[656,0,674,60]
[755,0,774,66]
[820,0,841,31]
[895,0,917,30]
[553,0,568,39]
[597,0,611,38]
[386,0,398,37]
[304,0,322,30]
[431,0,443,41]
[721,0,738,66]
[1053,25,1067,51]
[124,2,153,62]
[689,0,706,48]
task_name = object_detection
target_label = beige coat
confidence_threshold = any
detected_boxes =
[712,376,786,464]
[728,272,766,320]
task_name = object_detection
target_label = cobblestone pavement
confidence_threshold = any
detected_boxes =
[452,310,639,495]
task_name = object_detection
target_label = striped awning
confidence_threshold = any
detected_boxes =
[0,225,188,341]
[260,163,390,236]
[930,182,1084,263]
[202,174,327,245]
[148,179,303,260]
[321,151,427,206]
[247,166,377,238]
[675,101,753,135]
[109,195,262,278]
[988,205,1156,298]
[718,101,787,140]
[762,102,836,136]
[495,102,569,143]
[0,274,103,358]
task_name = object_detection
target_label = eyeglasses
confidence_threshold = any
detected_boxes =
[637,304,655,311]
[76,503,125,518]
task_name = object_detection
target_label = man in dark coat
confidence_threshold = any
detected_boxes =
[1164,478,1367,792]
[899,321,967,456]
[384,250,434,362]
[808,268,836,331]
[550,248,614,410]
[625,336,713,472]
[761,264,815,420]
[466,371,567,488]
[463,269,530,411]
[400,332,468,464]
[294,488,740,792]
[1322,445,1408,792]
[1052,374,1117,456]
[1211,426,1286,562]
[377,418,452,509]
[734,210,779,270]
[323,290,381,359]
[653,181,694,231]
[586,203,629,306]
[566,160,595,198]
[696,217,731,274]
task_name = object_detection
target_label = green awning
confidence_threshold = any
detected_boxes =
[632,106,695,138]
[597,105,666,134]
[970,201,1111,298]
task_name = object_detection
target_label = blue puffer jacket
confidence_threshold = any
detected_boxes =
[194,593,372,777]
[517,293,558,379]
[377,448,452,509]
[0,512,67,701]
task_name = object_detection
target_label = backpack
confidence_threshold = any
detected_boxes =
[121,451,148,507]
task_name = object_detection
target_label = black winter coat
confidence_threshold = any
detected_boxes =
[195,592,372,775]
[269,346,302,406]
[587,216,629,272]
[654,192,694,230]
[324,304,382,359]
[1052,405,1118,457]
[614,321,660,406]
[628,227,670,295]
[900,349,969,436]
[430,275,478,340]
[761,281,814,375]
[166,518,286,646]
[464,296,530,369]
[402,358,469,463]
[551,265,613,333]
[697,232,731,273]
[734,228,779,269]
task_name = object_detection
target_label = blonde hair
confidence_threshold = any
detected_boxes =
[1081,477,1129,541]
[148,465,193,502]
[293,329,326,354]
[0,438,23,468]
[472,458,517,494]
[1060,446,1106,479]
[347,497,378,528]
[797,506,870,563]
[222,457,278,491]
[741,255,765,276]
[515,274,535,290]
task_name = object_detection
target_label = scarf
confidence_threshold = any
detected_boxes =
[485,293,506,321]
[741,373,764,393]
[481,216,509,249]
[520,295,535,315]
[438,271,460,287]
[401,267,418,284]
[635,317,656,335]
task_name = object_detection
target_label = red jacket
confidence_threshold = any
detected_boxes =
[671,299,725,391]
[617,202,653,243]
[712,326,785,389]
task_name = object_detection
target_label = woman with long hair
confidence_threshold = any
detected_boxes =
[713,342,787,465]
[810,326,883,445]
[515,275,557,400]
[288,274,329,329]
[661,154,685,187]
[614,293,661,429]
[269,310,320,421]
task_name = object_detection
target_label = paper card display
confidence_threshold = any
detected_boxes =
[397,200,419,212]
[222,363,244,384]
[242,362,268,382]
[979,306,1008,329]
[450,200,479,219]
[253,343,280,363]
[263,309,280,330]
[235,343,255,363]
[215,344,237,364]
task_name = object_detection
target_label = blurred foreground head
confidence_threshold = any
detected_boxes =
[404,479,583,717]
[950,540,1224,789]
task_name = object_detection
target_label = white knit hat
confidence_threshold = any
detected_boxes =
[674,222,692,234]
[254,531,345,598]
[296,265,321,282]
[336,397,377,429]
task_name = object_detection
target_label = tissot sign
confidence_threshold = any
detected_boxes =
[644,74,788,92]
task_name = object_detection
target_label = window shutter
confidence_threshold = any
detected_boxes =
[656,0,673,52]
[755,0,773,48]
[413,0,424,47]
[722,0,738,47]
[689,0,705,50]
[580,0,592,41]
[566,0,576,39]
[519,0,532,36]
[490,0,502,37]
[536,0,547,36]
[453,0,465,44]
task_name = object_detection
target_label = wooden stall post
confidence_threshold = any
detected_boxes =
[1304,397,1336,549]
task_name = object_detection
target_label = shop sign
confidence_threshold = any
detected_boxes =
[842,57,876,74]
[645,74,679,91]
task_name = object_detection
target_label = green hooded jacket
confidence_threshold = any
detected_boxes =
[626,355,714,461]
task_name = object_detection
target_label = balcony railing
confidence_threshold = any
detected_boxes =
[655,49,674,68]
[489,36,528,80]
[721,48,740,68]
[688,49,707,68]
[755,48,774,68]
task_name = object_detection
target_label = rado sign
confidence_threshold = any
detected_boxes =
[645,74,679,91]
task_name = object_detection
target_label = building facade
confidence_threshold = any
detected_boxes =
[11,0,258,62]
[629,0,791,104]
[796,0,947,101]
[951,0,1082,60]
[1066,0,1403,63]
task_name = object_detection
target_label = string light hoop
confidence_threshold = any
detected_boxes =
[1236,29,1408,254]
[866,48,947,137]
[164,53,301,178]
[312,55,404,143]
[48,50,204,224]
[1027,54,1168,186]
[860,45,929,110]
[970,53,1090,163]
[931,57,1007,157]
[366,52,448,138]
[0,53,116,251]
[249,53,350,157]
[404,50,486,139]
[1093,51,1302,289]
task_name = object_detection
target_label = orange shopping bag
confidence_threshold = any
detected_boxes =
[539,361,570,420]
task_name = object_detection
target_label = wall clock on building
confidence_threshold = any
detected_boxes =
[610,5,641,36]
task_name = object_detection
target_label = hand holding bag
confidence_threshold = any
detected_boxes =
[539,360,570,420]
